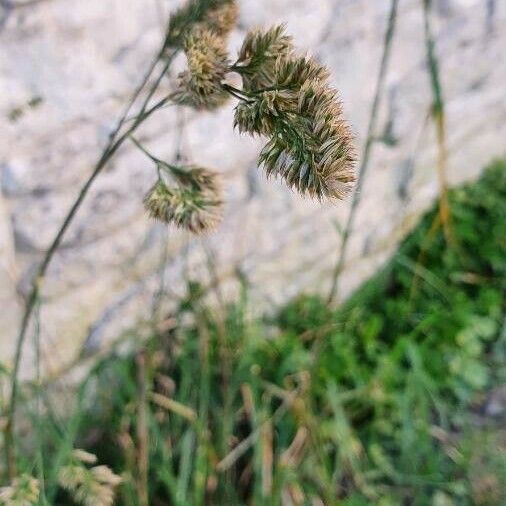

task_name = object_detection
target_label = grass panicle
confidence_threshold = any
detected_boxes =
[202,0,238,37]
[259,79,356,200]
[233,26,356,200]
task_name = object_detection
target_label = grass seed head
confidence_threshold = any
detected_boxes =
[203,1,238,37]
[0,474,39,506]
[233,27,356,200]
[235,25,294,90]
[59,454,122,506]
[260,79,356,200]
[144,168,223,234]
[73,449,98,465]
[167,0,238,46]
[176,27,230,110]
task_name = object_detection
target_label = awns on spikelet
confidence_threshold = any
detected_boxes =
[234,25,294,90]
[233,25,356,200]
[144,167,223,234]
[259,80,356,200]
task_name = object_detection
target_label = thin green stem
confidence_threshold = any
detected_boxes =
[130,136,161,164]
[136,351,149,506]
[327,0,399,305]
[222,83,253,102]
[422,0,453,245]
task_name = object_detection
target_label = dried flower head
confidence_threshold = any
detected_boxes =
[0,474,39,506]
[144,167,223,234]
[167,0,238,46]
[235,25,294,90]
[234,56,331,136]
[175,27,230,110]
[58,452,122,506]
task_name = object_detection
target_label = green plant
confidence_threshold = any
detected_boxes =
[10,159,503,505]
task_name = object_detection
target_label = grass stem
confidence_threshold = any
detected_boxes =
[327,0,399,305]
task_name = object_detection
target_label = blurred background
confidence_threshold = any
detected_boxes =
[0,1,505,505]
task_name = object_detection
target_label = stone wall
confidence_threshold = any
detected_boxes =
[1,0,505,378]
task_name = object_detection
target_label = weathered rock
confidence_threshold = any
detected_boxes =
[0,0,505,378]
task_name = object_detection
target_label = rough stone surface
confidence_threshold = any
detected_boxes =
[0,0,505,378]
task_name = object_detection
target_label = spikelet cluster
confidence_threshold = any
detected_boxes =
[58,449,121,506]
[167,0,238,46]
[176,27,230,110]
[203,1,238,36]
[144,166,223,234]
[235,25,294,90]
[0,475,39,506]
[234,26,356,200]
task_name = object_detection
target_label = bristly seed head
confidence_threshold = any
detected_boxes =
[203,1,238,37]
[235,25,294,91]
[166,0,238,47]
[58,449,122,506]
[234,89,296,136]
[175,27,230,110]
[233,25,356,201]
[0,474,40,505]
[144,167,223,234]
[260,79,356,200]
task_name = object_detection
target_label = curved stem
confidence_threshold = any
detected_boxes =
[222,83,253,102]
[422,0,453,245]
[327,0,399,305]
[130,136,162,164]
[3,48,177,480]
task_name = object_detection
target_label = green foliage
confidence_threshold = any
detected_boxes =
[13,160,506,504]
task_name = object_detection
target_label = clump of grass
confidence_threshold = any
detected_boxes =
[14,159,504,505]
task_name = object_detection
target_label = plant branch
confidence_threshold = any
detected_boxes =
[327,0,399,305]
[130,136,161,164]
[222,83,258,103]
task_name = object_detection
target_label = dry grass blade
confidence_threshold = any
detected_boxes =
[217,386,299,472]
[150,392,197,422]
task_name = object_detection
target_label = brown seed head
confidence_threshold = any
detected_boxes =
[235,25,294,90]
[203,1,238,37]
[260,79,356,200]
[144,168,223,234]
[175,27,230,110]
[167,0,238,46]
